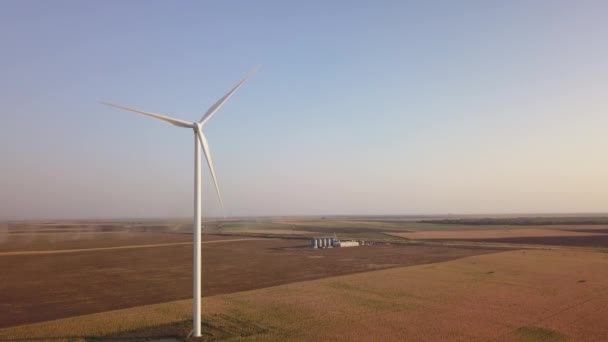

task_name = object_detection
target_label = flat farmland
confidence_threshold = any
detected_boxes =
[450,234,608,248]
[208,249,608,341]
[390,228,608,240]
[0,231,249,253]
[0,231,498,328]
[389,226,608,248]
[0,232,190,252]
[3,249,608,341]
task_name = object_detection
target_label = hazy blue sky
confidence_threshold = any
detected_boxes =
[1,1,607,220]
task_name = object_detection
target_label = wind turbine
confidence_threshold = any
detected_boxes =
[100,67,258,337]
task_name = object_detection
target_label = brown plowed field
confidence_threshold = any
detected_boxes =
[0,238,271,256]
[391,228,608,240]
[444,234,608,248]
[564,228,608,234]
[0,234,498,328]
[0,232,253,253]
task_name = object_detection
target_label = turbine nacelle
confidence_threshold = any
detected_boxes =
[100,67,258,211]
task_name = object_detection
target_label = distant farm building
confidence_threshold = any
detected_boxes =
[311,237,360,248]
[335,240,359,247]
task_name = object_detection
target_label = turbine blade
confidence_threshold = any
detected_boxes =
[100,102,194,128]
[199,66,260,126]
[196,129,225,211]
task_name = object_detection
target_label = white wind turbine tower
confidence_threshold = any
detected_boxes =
[100,67,258,337]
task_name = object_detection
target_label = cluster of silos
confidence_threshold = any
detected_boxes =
[311,237,336,248]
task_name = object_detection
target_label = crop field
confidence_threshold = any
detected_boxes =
[390,228,608,240]
[2,218,608,341]
[216,218,608,249]
[420,216,608,225]
[0,222,498,329]
[3,249,608,341]
[215,218,608,236]
[389,226,608,248]
[447,234,608,248]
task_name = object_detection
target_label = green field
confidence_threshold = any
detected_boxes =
[211,219,578,240]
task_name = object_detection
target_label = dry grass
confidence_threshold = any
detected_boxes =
[3,249,608,341]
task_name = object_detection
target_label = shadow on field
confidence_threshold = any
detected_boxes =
[0,315,268,341]
[106,315,268,341]
[0,338,164,341]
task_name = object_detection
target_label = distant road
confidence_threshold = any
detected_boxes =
[0,238,272,256]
